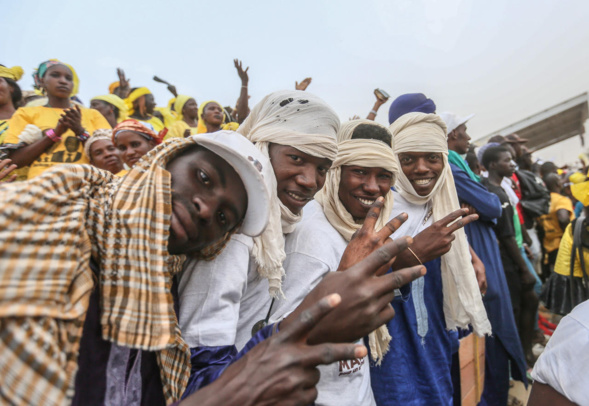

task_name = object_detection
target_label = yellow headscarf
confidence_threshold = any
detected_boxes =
[173,95,192,121]
[125,87,152,116]
[91,94,128,122]
[572,180,589,207]
[0,66,24,81]
[197,100,224,134]
[109,81,120,94]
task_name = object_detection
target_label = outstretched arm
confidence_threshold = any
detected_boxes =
[234,59,249,124]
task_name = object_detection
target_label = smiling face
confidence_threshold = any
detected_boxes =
[89,139,123,174]
[338,165,393,220]
[41,64,73,99]
[398,152,444,196]
[268,144,332,214]
[202,102,224,126]
[115,131,156,167]
[166,145,247,255]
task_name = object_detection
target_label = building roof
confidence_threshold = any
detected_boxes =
[474,92,588,152]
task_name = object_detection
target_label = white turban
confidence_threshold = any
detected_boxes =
[315,119,397,364]
[389,112,491,336]
[84,129,113,162]
[237,90,340,298]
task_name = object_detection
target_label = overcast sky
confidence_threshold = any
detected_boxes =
[3,0,588,163]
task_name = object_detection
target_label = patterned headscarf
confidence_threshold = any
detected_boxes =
[32,59,80,96]
[113,119,163,145]
[0,138,226,405]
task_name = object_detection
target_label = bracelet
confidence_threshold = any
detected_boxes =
[76,130,90,142]
[45,128,62,143]
[241,85,248,88]
[407,247,422,265]
[370,109,378,116]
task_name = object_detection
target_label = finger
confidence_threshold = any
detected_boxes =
[374,303,396,326]
[0,159,12,170]
[361,196,385,231]
[4,174,17,183]
[353,237,413,277]
[0,164,17,179]
[301,343,367,368]
[375,212,408,240]
[378,265,426,292]
[447,213,479,233]
[277,294,342,343]
[438,208,469,227]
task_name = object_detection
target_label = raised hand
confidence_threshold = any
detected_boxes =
[184,294,365,406]
[283,238,425,345]
[234,59,249,85]
[116,68,130,98]
[0,159,17,183]
[337,196,407,274]
[295,77,312,91]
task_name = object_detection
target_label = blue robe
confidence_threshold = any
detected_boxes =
[451,163,528,405]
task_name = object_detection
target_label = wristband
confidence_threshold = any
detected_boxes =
[370,109,378,116]
[45,128,62,143]
[76,130,90,142]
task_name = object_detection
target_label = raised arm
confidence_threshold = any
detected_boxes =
[233,59,249,124]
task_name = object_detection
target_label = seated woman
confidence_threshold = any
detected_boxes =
[90,94,127,128]
[84,129,124,174]
[1,60,110,179]
[113,119,162,168]
[125,87,165,132]
[166,95,199,139]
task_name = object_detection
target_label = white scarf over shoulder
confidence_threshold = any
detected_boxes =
[389,113,492,336]
[315,119,398,364]
[237,90,339,298]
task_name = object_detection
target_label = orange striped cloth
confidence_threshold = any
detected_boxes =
[0,138,199,405]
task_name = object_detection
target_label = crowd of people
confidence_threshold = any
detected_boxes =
[0,59,587,406]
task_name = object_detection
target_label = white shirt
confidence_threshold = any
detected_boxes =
[531,300,589,405]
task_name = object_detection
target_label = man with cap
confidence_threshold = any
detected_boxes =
[0,132,421,406]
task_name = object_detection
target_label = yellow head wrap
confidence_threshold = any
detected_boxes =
[173,95,192,121]
[109,81,120,94]
[572,180,589,207]
[569,172,586,185]
[167,97,176,109]
[91,94,128,122]
[196,100,225,134]
[0,66,24,81]
[125,87,152,116]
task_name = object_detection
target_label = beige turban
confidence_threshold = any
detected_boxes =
[85,129,114,162]
[315,119,397,364]
[389,112,491,336]
[237,90,339,297]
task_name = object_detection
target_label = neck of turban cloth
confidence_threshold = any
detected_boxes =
[0,137,238,403]
[33,59,79,96]
[113,119,163,145]
[92,94,128,122]
[174,95,192,121]
[0,65,24,81]
[315,119,397,365]
[389,112,491,336]
[237,89,340,298]
[196,100,225,134]
[126,87,152,116]
[388,93,436,125]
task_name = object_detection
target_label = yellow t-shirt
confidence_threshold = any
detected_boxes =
[539,192,575,253]
[4,106,111,179]
[165,120,198,140]
[554,223,589,278]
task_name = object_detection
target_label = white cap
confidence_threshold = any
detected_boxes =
[191,131,270,237]
[439,112,475,135]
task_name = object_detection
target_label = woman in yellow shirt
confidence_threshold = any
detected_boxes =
[165,95,199,139]
[0,65,23,144]
[125,87,165,132]
[2,60,110,179]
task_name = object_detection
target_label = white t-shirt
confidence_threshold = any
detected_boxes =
[531,300,589,405]
[265,200,376,406]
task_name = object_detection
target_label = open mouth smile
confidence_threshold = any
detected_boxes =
[354,196,376,206]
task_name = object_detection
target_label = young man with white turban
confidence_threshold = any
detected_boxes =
[179,92,419,397]
[370,112,492,405]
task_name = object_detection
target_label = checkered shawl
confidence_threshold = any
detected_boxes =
[0,138,196,405]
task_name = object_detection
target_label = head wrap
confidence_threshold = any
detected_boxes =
[315,119,397,364]
[174,95,193,121]
[572,180,589,207]
[237,90,340,297]
[108,81,120,94]
[0,137,226,404]
[0,66,24,81]
[84,129,114,161]
[196,100,225,133]
[91,94,128,122]
[388,93,436,124]
[569,172,586,185]
[32,59,79,96]
[389,112,491,336]
[125,87,152,116]
[113,119,163,145]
